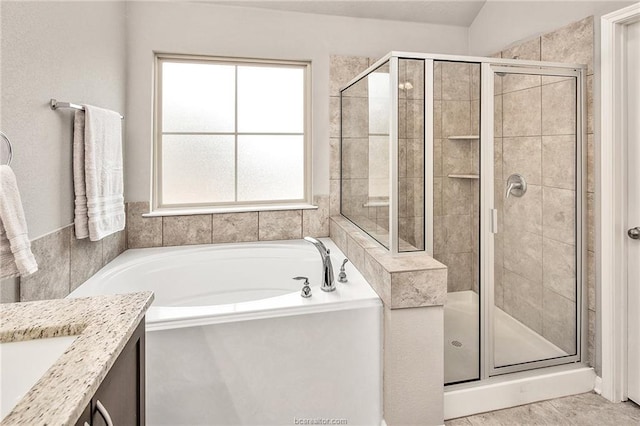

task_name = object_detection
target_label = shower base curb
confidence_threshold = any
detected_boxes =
[444,364,596,420]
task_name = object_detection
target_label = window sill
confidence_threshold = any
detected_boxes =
[142,203,318,218]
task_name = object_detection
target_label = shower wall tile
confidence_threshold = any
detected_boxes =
[442,62,471,101]
[502,136,542,185]
[435,252,473,292]
[588,308,596,367]
[471,66,480,101]
[20,227,71,301]
[541,16,594,76]
[329,97,340,138]
[503,184,542,235]
[494,95,503,138]
[70,234,103,291]
[433,62,442,101]
[212,212,259,243]
[443,140,473,175]
[341,137,369,179]
[433,177,443,216]
[258,210,302,241]
[502,86,542,137]
[542,135,576,190]
[504,266,543,310]
[587,193,595,252]
[330,138,340,180]
[588,250,595,311]
[542,187,576,245]
[329,218,348,253]
[163,215,212,246]
[503,269,543,334]
[501,37,542,94]
[405,59,425,100]
[587,134,594,193]
[341,97,369,138]
[391,269,447,308]
[442,101,472,138]
[303,195,330,238]
[433,139,443,176]
[329,55,370,96]
[433,216,446,255]
[346,233,365,271]
[587,75,594,134]
[443,178,472,216]
[543,238,577,302]
[542,289,577,354]
[330,179,340,217]
[433,101,442,139]
[103,229,127,265]
[503,230,543,284]
[494,138,503,180]
[444,215,472,253]
[542,79,577,136]
[127,201,162,248]
[406,100,424,138]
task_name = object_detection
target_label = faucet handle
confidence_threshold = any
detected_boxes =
[293,276,312,298]
[338,259,349,283]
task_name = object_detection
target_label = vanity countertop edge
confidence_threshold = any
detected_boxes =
[0,291,154,426]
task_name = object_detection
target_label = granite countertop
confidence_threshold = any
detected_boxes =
[0,291,154,426]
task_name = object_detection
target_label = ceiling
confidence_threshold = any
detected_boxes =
[205,1,488,26]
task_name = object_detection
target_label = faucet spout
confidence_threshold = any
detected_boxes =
[304,237,336,292]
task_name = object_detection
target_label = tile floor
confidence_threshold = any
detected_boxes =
[446,392,640,425]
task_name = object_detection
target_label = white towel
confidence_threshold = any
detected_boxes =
[73,105,125,241]
[0,165,38,279]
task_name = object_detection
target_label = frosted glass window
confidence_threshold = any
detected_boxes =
[237,66,304,133]
[237,135,304,201]
[161,135,235,204]
[156,55,309,209]
[162,62,235,133]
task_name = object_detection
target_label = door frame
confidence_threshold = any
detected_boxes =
[600,2,640,403]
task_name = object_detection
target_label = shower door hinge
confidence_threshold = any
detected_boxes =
[490,209,499,234]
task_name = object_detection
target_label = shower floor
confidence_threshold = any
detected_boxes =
[444,290,568,384]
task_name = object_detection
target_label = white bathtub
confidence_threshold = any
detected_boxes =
[70,238,382,426]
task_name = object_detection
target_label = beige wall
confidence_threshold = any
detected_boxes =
[0,1,126,302]
[125,1,469,202]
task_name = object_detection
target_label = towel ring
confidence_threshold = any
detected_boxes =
[0,131,12,166]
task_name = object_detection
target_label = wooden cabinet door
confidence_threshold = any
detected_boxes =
[92,320,145,426]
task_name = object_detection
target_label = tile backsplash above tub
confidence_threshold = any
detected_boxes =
[127,196,329,249]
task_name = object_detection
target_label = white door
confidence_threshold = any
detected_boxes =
[627,19,640,405]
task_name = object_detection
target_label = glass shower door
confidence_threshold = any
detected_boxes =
[487,65,583,374]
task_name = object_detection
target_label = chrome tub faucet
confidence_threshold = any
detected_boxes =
[304,237,336,292]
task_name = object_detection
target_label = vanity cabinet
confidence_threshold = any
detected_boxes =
[75,319,145,426]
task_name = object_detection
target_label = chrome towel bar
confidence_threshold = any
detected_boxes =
[50,99,124,119]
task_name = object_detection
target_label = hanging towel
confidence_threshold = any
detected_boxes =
[0,165,38,279]
[73,105,125,241]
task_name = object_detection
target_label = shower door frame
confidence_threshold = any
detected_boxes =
[479,62,588,378]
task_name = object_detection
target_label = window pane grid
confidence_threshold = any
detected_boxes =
[157,56,307,207]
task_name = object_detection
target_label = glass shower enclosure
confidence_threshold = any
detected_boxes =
[339,52,586,384]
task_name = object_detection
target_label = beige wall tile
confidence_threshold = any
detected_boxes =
[543,237,576,302]
[503,184,542,235]
[542,187,576,245]
[587,134,594,193]
[329,55,369,96]
[341,97,368,138]
[341,137,369,179]
[501,38,542,94]
[70,234,103,291]
[433,100,442,139]
[433,177,443,216]
[329,96,340,138]
[127,201,162,248]
[502,86,541,137]
[587,193,595,252]
[503,230,542,283]
[363,250,391,304]
[442,62,470,101]
[329,218,348,253]
[0,277,19,304]
[542,135,576,190]
[346,234,365,272]
[443,139,473,176]
[433,216,446,255]
[259,210,302,241]
[329,137,340,180]
[433,61,442,101]
[541,16,594,75]
[391,269,447,308]
[406,100,424,139]
[494,138,503,180]
[494,95,503,138]
[444,215,472,253]
[330,179,340,217]
[503,269,542,334]
[503,136,542,185]
[542,79,577,136]
[303,196,330,238]
[21,227,71,301]
[163,215,212,246]
[433,139,443,177]
[442,101,472,138]
[542,288,577,354]
[212,212,259,244]
[102,229,126,265]
[587,75,593,134]
[435,252,473,292]
[588,308,595,367]
[405,59,425,101]
[443,178,472,216]
[588,250,595,311]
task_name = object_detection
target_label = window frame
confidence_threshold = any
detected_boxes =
[151,53,312,214]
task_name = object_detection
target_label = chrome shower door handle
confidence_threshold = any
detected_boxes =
[629,227,640,240]
[505,174,527,199]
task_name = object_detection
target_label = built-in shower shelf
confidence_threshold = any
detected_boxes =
[448,135,479,140]
[448,174,479,179]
